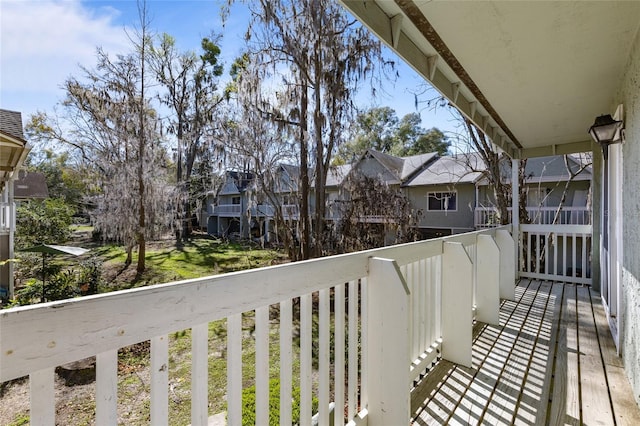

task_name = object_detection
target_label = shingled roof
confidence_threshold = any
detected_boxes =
[0,109,26,142]
[1,109,30,189]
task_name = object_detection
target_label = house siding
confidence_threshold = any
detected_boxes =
[408,183,476,231]
[619,23,640,406]
[356,157,400,184]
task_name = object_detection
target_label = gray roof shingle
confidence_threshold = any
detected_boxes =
[0,108,26,141]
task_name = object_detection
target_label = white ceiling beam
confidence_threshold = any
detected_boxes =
[520,141,594,159]
[451,82,461,104]
[340,0,518,158]
[390,14,403,49]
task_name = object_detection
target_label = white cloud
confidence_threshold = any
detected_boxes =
[0,0,131,115]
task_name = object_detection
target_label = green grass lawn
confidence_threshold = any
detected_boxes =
[94,238,287,289]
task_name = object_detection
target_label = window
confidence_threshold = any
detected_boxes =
[232,196,241,205]
[427,191,457,211]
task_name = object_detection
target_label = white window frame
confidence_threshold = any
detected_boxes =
[426,191,458,212]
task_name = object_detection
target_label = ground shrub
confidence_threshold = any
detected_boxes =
[240,378,318,426]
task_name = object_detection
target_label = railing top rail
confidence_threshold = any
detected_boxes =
[520,223,592,233]
[475,205,589,211]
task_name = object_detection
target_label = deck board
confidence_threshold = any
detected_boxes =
[590,289,640,426]
[563,284,581,425]
[411,280,640,425]
[577,285,614,425]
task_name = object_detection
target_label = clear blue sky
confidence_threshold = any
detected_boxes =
[0,0,459,135]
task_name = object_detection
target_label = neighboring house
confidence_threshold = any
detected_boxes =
[13,171,49,201]
[205,171,258,239]
[476,155,592,226]
[205,151,591,243]
[325,163,352,220]
[326,149,437,220]
[0,109,31,300]
[405,153,485,238]
[274,164,302,220]
[348,149,437,186]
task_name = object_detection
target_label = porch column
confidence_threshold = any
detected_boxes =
[512,159,520,277]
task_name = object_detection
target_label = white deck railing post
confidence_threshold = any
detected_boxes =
[441,242,473,368]
[476,235,501,326]
[96,350,118,425]
[496,229,516,301]
[151,335,169,426]
[366,257,410,426]
[29,368,55,426]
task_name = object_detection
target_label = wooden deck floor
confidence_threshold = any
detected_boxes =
[411,280,640,426]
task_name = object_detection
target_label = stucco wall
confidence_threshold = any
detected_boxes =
[619,23,640,407]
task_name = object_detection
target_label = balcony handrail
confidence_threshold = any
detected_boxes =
[1,225,513,425]
[519,222,592,285]
[475,205,591,227]
[212,204,242,214]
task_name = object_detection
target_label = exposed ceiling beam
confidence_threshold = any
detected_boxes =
[341,0,519,158]
[520,141,594,159]
[393,0,521,148]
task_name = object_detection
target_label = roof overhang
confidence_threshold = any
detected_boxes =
[341,1,640,158]
[1,130,31,190]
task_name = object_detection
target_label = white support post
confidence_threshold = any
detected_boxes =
[441,242,473,368]
[151,335,169,426]
[191,323,209,426]
[512,159,520,277]
[280,299,293,426]
[496,229,516,301]
[476,235,500,326]
[96,350,118,425]
[227,314,242,426]
[29,368,55,426]
[367,257,410,426]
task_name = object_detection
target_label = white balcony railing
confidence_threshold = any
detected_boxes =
[1,226,515,425]
[212,203,285,218]
[475,206,591,228]
[212,204,242,216]
[519,223,592,285]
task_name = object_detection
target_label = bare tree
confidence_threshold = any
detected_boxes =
[222,57,301,256]
[28,1,171,274]
[149,34,225,245]
[225,0,388,259]
[331,174,420,253]
[462,118,528,225]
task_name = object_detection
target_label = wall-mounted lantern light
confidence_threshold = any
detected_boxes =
[589,114,623,158]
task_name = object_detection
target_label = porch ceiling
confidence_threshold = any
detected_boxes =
[0,134,30,190]
[341,1,640,158]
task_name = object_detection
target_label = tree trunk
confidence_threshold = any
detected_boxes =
[175,125,184,248]
[313,32,325,257]
[136,0,147,275]
[299,79,311,261]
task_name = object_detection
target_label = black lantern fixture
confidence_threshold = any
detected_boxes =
[589,114,623,160]
[589,114,623,145]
